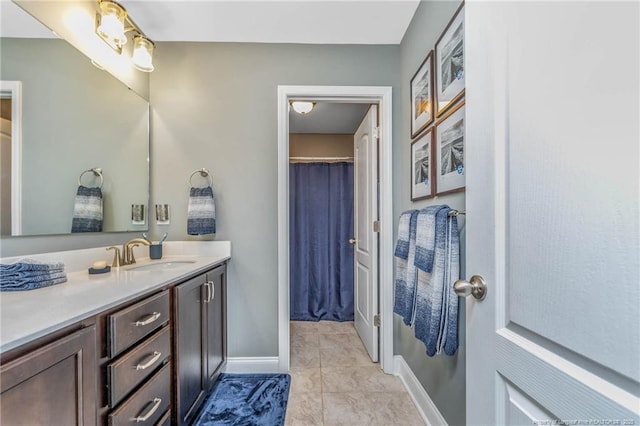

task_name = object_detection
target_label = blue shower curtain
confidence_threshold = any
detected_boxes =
[289,162,354,322]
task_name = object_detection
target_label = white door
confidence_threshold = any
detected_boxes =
[464,2,639,424]
[353,105,379,362]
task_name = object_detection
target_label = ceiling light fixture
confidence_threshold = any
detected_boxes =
[95,0,155,72]
[291,101,315,115]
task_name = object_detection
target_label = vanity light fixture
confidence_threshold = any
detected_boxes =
[95,0,127,51]
[95,0,155,72]
[291,101,315,115]
[132,35,155,72]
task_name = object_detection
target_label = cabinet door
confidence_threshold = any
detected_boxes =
[174,274,207,425]
[205,265,226,388]
[0,326,97,426]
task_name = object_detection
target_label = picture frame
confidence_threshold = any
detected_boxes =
[411,128,435,201]
[435,100,465,195]
[410,50,434,138]
[435,2,465,117]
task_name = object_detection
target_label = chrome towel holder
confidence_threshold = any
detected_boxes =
[78,168,104,189]
[189,168,213,187]
[448,210,466,217]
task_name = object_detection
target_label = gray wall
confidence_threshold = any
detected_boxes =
[148,42,400,357]
[395,2,466,425]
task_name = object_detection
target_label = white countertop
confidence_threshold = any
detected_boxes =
[0,241,231,354]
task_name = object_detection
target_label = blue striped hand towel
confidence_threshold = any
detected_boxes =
[187,186,216,235]
[71,185,103,232]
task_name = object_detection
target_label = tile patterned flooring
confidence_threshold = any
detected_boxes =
[285,321,425,425]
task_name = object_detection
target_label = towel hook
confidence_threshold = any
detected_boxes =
[78,168,104,189]
[189,168,213,187]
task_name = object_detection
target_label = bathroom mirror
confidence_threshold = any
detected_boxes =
[0,2,149,236]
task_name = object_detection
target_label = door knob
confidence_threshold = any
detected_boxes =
[454,275,487,301]
[348,238,357,245]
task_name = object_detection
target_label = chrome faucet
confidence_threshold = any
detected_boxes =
[107,237,151,267]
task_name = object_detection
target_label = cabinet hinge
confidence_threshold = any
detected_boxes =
[373,126,380,139]
[373,315,381,327]
[373,221,380,233]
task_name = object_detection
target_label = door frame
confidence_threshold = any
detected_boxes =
[0,80,22,235]
[277,85,394,373]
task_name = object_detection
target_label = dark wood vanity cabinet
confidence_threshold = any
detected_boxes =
[174,264,227,425]
[0,260,228,426]
[0,326,97,425]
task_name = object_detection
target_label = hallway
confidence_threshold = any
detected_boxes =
[285,321,424,425]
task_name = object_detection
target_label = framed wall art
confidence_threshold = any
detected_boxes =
[410,50,434,138]
[435,100,465,195]
[435,2,465,116]
[411,128,435,201]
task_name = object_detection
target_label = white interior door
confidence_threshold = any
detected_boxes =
[353,105,379,362]
[464,2,639,424]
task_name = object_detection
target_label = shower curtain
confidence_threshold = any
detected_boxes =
[289,162,354,321]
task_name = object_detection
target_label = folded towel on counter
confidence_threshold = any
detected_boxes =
[0,259,65,273]
[71,185,103,233]
[1,271,68,291]
[0,259,67,291]
[413,205,460,356]
[187,186,216,235]
[393,210,419,326]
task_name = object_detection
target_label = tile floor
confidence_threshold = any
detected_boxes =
[285,321,425,425]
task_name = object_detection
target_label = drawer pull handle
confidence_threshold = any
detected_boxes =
[134,397,162,422]
[134,312,161,327]
[204,282,212,303]
[135,351,162,371]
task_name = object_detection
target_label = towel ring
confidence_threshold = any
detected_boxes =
[189,168,213,187]
[78,168,104,189]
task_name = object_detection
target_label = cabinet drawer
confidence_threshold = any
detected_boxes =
[109,291,169,357]
[109,363,170,425]
[108,326,171,407]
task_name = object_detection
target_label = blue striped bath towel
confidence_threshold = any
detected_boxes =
[413,205,460,356]
[393,210,419,326]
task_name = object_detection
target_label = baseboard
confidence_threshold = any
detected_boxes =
[394,355,449,426]
[224,357,281,373]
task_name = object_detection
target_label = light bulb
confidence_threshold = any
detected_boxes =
[97,1,127,47]
[132,35,155,72]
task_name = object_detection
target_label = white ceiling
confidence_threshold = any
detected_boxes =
[120,1,420,44]
[2,0,419,133]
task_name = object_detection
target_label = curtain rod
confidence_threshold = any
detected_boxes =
[289,156,354,163]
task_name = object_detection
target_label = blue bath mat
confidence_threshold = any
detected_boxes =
[193,373,291,426]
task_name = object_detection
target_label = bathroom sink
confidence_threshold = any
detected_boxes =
[126,260,197,271]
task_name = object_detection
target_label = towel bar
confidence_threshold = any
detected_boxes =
[189,168,213,187]
[448,210,465,216]
[78,168,103,189]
